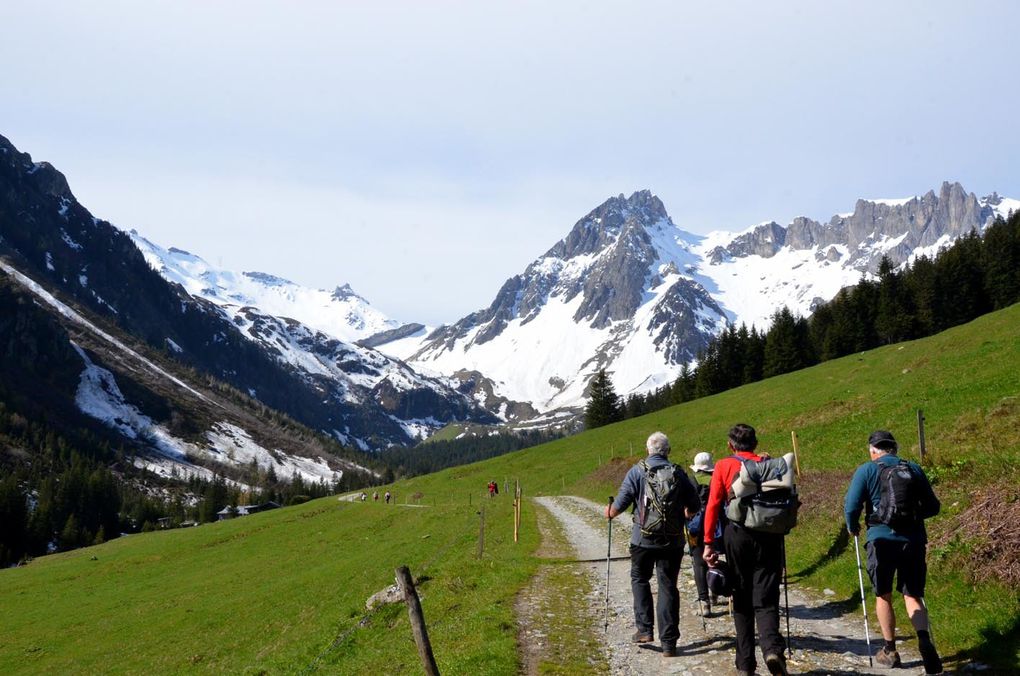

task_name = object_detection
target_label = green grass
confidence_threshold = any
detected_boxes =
[2,303,1019,672]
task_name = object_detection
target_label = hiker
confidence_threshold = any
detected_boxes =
[686,451,719,615]
[702,424,792,676]
[360,492,367,502]
[605,431,700,658]
[488,481,496,498]
[373,491,379,502]
[844,430,942,673]
[384,490,392,504]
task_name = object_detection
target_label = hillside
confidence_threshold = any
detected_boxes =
[1,302,1018,673]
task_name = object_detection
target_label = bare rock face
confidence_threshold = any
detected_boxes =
[717,181,994,273]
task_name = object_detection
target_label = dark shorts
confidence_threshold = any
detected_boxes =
[865,538,927,597]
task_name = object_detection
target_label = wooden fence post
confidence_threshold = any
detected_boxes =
[790,430,802,477]
[917,409,927,464]
[477,507,485,559]
[395,566,440,676]
[513,480,522,543]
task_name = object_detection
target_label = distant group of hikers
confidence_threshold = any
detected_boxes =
[605,424,943,675]
[358,490,391,504]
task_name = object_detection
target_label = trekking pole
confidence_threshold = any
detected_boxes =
[782,537,792,659]
[920,596,934,638]
[605,497,613,633]
[853,534,874,667]
[685,526,707,632]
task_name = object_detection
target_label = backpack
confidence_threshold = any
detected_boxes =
[686,483,724,542]
[724,453,799,535]
[868,460,921,531]
[639,460,685,540]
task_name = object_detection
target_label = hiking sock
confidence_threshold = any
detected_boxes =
[884,639,897,652]
[917,630,930,644]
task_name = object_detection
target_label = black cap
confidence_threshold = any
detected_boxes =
[868,430,898,451]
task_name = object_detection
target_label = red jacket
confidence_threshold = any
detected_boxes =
[703,450,764,545]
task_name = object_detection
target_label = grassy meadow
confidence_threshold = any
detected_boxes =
[1,303,1018,673]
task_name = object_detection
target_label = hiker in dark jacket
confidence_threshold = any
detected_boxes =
[845,430,942,673]
[605,431,700,658]
[703,423,789,676]
[687,451,717,615]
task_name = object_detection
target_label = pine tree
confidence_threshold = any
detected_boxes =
[763,308,814,377]
[584,369,622,429]
[875,256,916,344]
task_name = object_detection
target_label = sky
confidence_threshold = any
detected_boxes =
[3,1,1018,324]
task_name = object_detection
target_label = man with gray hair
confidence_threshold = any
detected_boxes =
[606,431,700,657]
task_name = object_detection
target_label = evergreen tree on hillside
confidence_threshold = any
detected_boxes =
[981,216,1020,309]
[875,256,916,344]
[672,363,695,404]
[763,307,814,377]
[584,369,622,429]
[935,230,990,328]
[906,255,939,335]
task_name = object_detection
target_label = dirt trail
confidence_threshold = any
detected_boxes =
[533,495,938,675]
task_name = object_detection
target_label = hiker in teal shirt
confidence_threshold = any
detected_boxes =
[844,430,942,674]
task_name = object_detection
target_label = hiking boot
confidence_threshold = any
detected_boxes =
[874,645,902,668]
[662,644,677,658]
[631,630,654,644]
[764,652,789,676]
[696,599,710,616]
[918,636,943,674]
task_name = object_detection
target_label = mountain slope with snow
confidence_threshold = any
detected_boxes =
[403,184,1015,413]
[128,232,493,448]
[407,191,729,411]
[129,233,405,345]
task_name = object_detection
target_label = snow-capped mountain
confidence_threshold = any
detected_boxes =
[129,233,413,345]
[402,184,1016,414]
[0,133,382,487]
[406,191,730,412]
[700,182,1019,328]
[128,233,495,448]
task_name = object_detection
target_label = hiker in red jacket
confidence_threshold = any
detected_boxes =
[702,424,789,676]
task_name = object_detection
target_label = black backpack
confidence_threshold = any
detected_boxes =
[868,460,921,531]
[639,461,685,540]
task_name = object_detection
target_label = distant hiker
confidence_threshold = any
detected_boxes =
[686,451,719,615]
[845,430,942,673]
[384,490,392,504]
[488,481,496,498]
[360,492,367,502]
[703,424,795,676]
[373,491,379,502]
[605,431,700,658]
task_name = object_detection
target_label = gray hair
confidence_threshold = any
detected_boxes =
[646,431,671,457]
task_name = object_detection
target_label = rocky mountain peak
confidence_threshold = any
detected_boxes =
[0,135,76,203]
[548,189,667,260]
[331,283,366,303]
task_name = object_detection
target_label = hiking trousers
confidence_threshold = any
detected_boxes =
[630,544,683,647]
[724,523,785,672]
[690,540,710,601]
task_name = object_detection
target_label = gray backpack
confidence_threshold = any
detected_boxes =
[724,453,800,535]
[639,460,685,540]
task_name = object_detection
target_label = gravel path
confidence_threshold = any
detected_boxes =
[534,495,938,675]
